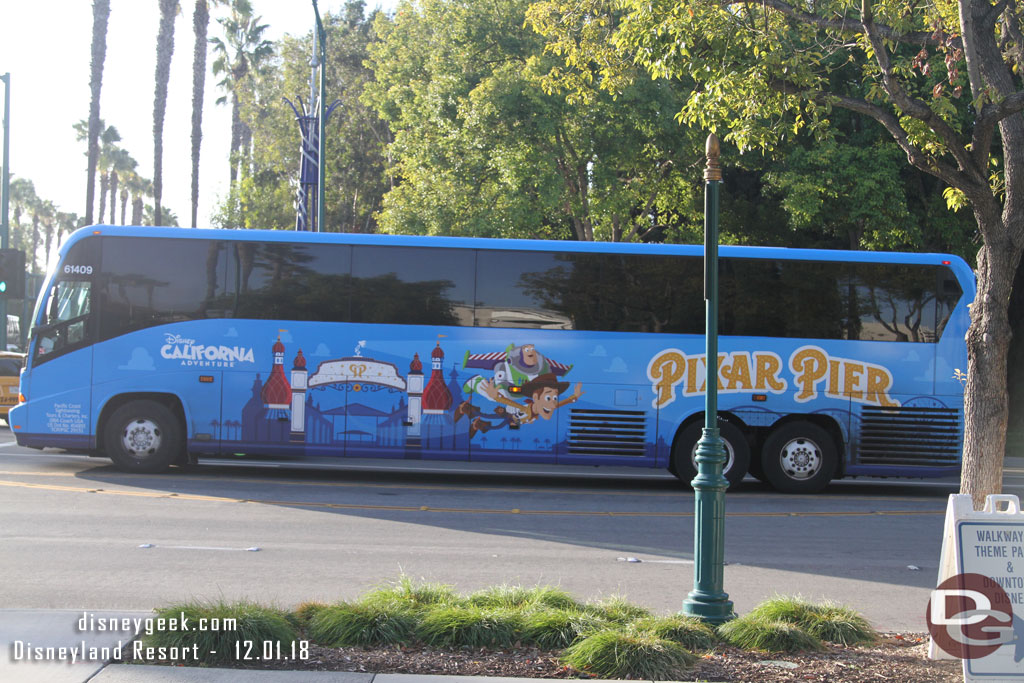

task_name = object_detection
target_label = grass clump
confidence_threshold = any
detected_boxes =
[630,615,718,651]
[468,584,581,611]
[719,616,823,653]
[521,608,608,649]
[361,576,463,613]
[292,601,329,627]
[743,597,877,646]
[585,596,652,624]
[416,605,525,649]
[801,604,878,646]
[309,602,416,647]
[561,630,696,680]
[140,600,297,666]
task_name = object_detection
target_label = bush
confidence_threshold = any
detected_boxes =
[584,596,652,624]
[561,630,696,680]
[140,600,297,666]
[292,601,328,627]
[718,616,823,653]
[743,597,876,646]
[521,608,608,649]
[630,615,718,651]
[361,576,463,612]
[309,602,416,647]
[416,605,524,649]
[468,584,581,611]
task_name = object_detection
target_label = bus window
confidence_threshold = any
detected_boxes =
[234,242,351,322]
[848,263,938,342]
[476,250,574,329]
[98,237,231,341]
[350,245,475,327]
[36,279,93,358]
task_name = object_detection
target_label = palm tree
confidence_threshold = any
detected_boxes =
[85,0,111,225]
[210,0,273,185]
[189,0,227,228]
[9,177,38,255]
[153,0,180,226]
[29,200,55,274]
[123,172,153,225]
[107,148,137,224]
[75,119,122,221]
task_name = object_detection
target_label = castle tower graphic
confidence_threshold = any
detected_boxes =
[290,349,307,442]
[406,353,424,444]
[422,343,453,414]
[261,337,293,410]
[421,343,454,450]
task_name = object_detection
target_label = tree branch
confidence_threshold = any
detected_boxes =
[720,0,939,45]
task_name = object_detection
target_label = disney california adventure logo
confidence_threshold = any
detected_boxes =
[160,333,255,367]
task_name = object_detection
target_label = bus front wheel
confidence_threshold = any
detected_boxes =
[104,400,182,474]
[760,421,837,494]
[671,421,750,487]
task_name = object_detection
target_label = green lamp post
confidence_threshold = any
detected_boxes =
[682,133,735,624]
[0,72,9,352]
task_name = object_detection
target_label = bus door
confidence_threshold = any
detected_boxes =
[24,275,95,449]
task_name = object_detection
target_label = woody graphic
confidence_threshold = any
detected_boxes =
[456,343,582,438]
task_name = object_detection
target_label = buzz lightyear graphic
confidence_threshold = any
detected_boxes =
[457,343,582,437]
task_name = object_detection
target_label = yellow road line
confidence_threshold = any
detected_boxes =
[0,478,943,518]
[0,469,945,504]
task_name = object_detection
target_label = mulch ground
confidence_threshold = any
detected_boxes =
[141,632,962,681]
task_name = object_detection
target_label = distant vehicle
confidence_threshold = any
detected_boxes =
[9,225,974,492]
[0,351,25,421]
[6,314,19,351]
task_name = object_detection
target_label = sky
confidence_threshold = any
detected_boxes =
[1,0,395,228]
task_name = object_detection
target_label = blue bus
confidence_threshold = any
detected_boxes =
[9,226,974,493]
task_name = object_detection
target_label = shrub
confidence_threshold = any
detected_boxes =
[416,605,524,649]
[718,616,823,653]
[521,608,608,649]
[361,576,462,612]
[585,596,652,624]
[140,600,297,666]
[468,584,581,611]
[561,630,696,680]
[309,602,416,647]
[630,615,718,651]
[743,597,876,646]
[292,601,328,627]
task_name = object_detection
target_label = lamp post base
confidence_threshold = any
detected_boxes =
[682,592,735,625]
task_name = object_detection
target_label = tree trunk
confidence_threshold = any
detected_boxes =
[229,94,242,184]
[86,0,110,224]
[98,172,109,226]
[132,196,143,226]
[109,170,119,224]
[153,0,178,226]
[962,233,1024,507]
[120,187,128,225]
[190,0,209,228]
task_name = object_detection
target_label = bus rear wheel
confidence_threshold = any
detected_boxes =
[104,400,182,474]
[671,421,750,487]
[760,421,837,494]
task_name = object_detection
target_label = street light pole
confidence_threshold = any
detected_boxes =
[682,133,734,625]
[0,72,10,351]
[312,0,326,233]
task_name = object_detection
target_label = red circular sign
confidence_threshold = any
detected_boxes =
[926,572,1014,659]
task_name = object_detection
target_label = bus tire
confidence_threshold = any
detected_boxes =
[760,421,837,494]
[671,420,750,487]
[104,400,182,474]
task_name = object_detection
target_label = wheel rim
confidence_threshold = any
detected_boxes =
[777,437,822,481]
[122,418,162,459]
[691,438,735,474]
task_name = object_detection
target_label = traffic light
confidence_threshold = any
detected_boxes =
[0,249,25,299]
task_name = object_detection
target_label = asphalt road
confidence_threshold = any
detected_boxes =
[1,425,1021,632]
